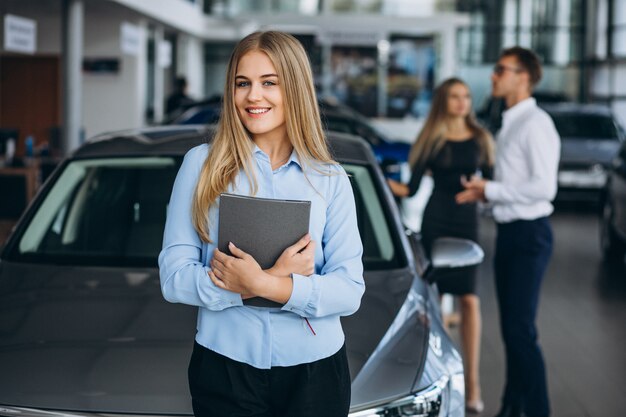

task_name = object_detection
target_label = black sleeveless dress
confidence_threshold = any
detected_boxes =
[407,138,492,295]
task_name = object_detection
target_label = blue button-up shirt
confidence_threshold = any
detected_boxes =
[158,144,364,369]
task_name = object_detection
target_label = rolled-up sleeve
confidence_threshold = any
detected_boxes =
[283,166,365,318]
[158,145,243,310]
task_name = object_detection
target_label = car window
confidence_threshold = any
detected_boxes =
[343,163,403,270]
[13,157,180,266]
[8,157,404,270]
[550,114,619,139]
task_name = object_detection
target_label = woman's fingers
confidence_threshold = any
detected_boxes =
[228,242,251,259]
[211,258,225,277]
[208,270,226,289]
[302,240,315,255]
[212,248,231,263]
[288,233,311,254]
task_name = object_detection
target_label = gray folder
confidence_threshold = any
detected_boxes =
[217,193,311,308]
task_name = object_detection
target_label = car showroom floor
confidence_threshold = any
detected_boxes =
[446,205,626,417]
[1,207,624,417]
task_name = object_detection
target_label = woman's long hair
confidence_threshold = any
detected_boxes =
[408,78,494,170]
[192,31,335,242]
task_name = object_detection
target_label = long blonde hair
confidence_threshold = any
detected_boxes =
[192,31,336,242]
[408,78,494,169]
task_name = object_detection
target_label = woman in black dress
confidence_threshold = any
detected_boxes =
[388,78,494,414]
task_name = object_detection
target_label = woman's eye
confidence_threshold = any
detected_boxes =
[263,80,277,86]
[236,81,249,88]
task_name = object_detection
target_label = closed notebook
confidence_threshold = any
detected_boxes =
[217,193,311,308]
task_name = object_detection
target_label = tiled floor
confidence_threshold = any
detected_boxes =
[448,207,626,417]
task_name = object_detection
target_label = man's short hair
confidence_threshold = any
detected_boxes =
[500,46,542,88]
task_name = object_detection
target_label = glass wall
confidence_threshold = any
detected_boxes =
[457,0,583,66]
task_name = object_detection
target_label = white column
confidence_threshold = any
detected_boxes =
[153,26,165,123]
[136,19,148,127]
[183,35,206,100]
[377,39,390,117]
[518,0,532,47]
[596,0,608,59]
[553,0,571,65]
[321,40,333,97]
[437,27,458,83]
[502,0,517,47]
[62,0,84,154]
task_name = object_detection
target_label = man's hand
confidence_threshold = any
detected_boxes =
[268,233,315,278]
[456,175,488,204]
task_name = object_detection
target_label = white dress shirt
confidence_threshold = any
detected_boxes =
[484,97,561,223]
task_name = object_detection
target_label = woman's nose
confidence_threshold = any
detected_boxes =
[247,82,262,101]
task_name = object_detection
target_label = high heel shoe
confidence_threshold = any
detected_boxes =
[465,399,485,414]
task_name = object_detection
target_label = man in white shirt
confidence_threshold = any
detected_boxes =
[456,47,560,417]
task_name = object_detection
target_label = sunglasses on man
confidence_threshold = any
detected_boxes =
[493,64,525,75]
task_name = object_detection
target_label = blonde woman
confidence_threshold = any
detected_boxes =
[388,77,494,414]
[158,31,364,417]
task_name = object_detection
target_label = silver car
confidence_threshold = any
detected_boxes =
[542,103,625,201]
[0,126,482,417]
[600,138,626,265]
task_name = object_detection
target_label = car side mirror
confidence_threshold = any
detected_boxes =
[425,237,484,283]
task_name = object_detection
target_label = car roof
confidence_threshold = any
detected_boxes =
[73,125,377,166]
[89,125,210,141]
[541,102,614,116]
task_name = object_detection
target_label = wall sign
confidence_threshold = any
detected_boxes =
[83,58,121,74]
[120,21,142,56]
[4,14,37,54]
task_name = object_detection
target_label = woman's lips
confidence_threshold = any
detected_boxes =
[246,107,270,118]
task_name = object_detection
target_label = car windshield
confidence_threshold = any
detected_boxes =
[7,157,403,270]
[10,157,181,266]
[550,113,619,139]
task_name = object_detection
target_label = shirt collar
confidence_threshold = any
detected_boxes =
[252,143,302,169]
[502,97,537,125]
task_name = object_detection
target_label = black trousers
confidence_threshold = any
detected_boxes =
[495,217,552,417]
[188,342,351,417]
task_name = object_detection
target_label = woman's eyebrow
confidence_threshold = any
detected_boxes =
[235,73,278,79]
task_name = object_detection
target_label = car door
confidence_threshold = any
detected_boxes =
[612,142,626,234]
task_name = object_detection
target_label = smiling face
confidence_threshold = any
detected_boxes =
[234,50,287,143]
[446,82,472,118]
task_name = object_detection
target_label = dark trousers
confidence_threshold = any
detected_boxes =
[495,217,552,417]
[188,342,351,417]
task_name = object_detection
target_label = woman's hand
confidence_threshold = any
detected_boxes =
[209,243,264,296]
[387,179,409,197]
[268,233,316,278]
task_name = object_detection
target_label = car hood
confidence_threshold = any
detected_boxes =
[560,138,620,166]
[0,262,426,414]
